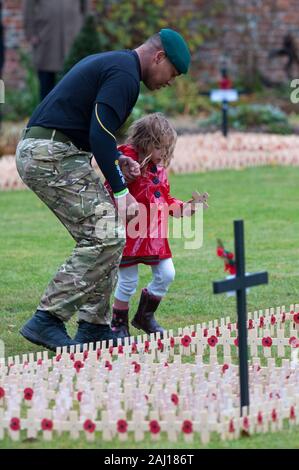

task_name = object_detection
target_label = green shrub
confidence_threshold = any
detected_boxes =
[199,103,293,134]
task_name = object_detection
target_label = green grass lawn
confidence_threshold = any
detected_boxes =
[1,165,299,449]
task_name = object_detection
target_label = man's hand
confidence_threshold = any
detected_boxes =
[114,192,139,224]
[118,156,140,183]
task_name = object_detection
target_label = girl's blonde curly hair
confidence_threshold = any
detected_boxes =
[126,112,177,170]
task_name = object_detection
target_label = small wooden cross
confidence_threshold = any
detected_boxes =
[190,191,209,209]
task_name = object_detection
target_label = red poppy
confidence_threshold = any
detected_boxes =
[290,310,295,315]
[234,337,239,347]
[164,362,169,367]
[248,319,254,329]
[229,419,235,433]
[55,354,61,362]
[293,313,299,324]
[282,313,286,323]
[24,387,34,401]
[117,419,128,433]
[271,409,277,422]
[83,419,96,433]
[10,417,20,431]
[289,336,297,346]
[96,348,101,359]
[227,252,234,260]
[227,323,232,330]
[83,350,89,360]
[105,360,112,371]
[243,417,249,430]
[37,359,43,366]
[0,387,5,399]
[290,406,296,420]
[222,364,229,373]
[149,420,161,434]
[170,337,175,348]
[70,352,75,361]
[217,247,225,257]
[144,340,150,352]
[216,327,221,337]
[157,339,164,351]
[118,345,124,354]
[257,412,263,425]
[203,328,208,337]
[271,315,276,325]
[77,391,83,402]
[171,393,179,406]
[74,360,84,372]
[131,343,138,354]
[109,346,114,356]
[41,418,53,431]
[259,317,265,327]
[181,420,193,434]
[207,335,218,347]
[191,331,196,337]
[181,335,191,347]
[134,363,141,373]
[262,337,272,347]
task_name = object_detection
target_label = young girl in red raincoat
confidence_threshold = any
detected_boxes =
[106,113,198,337]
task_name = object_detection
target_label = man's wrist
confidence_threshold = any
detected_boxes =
[114,188,129,199]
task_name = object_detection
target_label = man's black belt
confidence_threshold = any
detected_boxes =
[23,126,71,144]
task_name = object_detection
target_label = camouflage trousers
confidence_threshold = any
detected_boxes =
[15,137,125,325]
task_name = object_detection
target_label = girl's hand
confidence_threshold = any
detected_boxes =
[119,156,141,183]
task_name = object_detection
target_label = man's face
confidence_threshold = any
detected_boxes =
[144,51,180,91]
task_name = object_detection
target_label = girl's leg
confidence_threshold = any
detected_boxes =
[147,258,175,297]
[112,265,139,336]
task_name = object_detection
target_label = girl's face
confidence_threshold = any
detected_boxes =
[150,147,164,166]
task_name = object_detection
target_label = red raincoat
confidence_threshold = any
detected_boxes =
[105,144,184,267]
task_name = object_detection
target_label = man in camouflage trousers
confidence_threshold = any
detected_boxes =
[16,30,191,351]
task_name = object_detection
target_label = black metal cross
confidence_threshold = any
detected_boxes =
[213,220,268,412]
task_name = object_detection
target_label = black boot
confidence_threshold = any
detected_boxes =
[73,320,123,347]
[111,307,130,338]
[131,288,164,335]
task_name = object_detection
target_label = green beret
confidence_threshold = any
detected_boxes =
[159,28,191,74]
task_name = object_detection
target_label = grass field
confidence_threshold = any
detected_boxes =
[1,165,299,449]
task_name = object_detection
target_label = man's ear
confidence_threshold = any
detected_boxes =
[154,50,167,64]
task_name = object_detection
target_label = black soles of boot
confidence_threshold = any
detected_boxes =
[131,288,164,335]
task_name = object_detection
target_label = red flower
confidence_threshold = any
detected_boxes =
[243,417,249,430]
[83,419,96,433]
[171,393,179,406]
[157,339,164,351]
[105,360,112,371]
[83,350,89,360]
[217,247,224,257]
[24,387,34,401]
[257,412,263,425]
[118,345,124,354]
[216,327,221,337]
[207,335,218,347]
[131,343,138,354]
[144,340,150,352]
[74,360,84,372]
[149,420,161,434]
[282,313,286,323]
[109,346,114,356]
[191,331,196,337]
[117,419,128,433]
[289,336,298,347]
[182,420,193,434]
[0,387,5,399]
[222,364,229,373]
[70,352,75,361]
[271,315,276,325]
[37,359,43,366]
[262,337,272,347]
[259,317,265,328]
[228,419,235,433]
[181,335,191,347]
[10,417,20,431]
[77,391,83,402]
[203,328,208,337]
[271,409,277,422]
[134,363,141,373]
[227,252,234,260]
[41,418,53,431]
[164,362,169,367]
[290,310,295,315]
[293,313,299,324]
[248,319,254,329]
[234,337,239,347]
[227,323,231,330]
[96,348,101,359]
[55,354,61,362]
[290,406,296,420]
